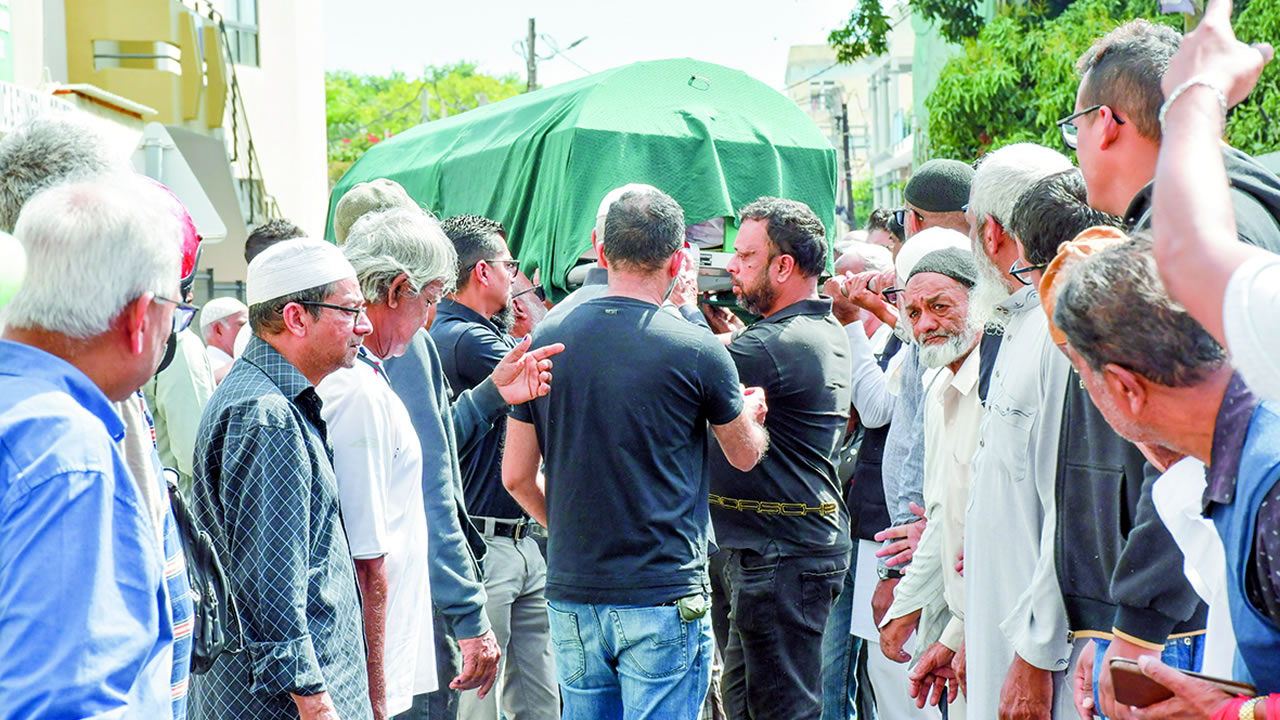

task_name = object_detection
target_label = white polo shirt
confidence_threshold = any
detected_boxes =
[317,347,436,714]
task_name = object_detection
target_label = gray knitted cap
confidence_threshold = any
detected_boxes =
[904,159,975,213]
[906,247,978,288]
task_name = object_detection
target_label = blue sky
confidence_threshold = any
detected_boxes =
[323,0,853,91]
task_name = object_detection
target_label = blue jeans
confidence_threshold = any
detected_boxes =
[1091,635,1205,718]
[821,549,860,720]
[546,599,713,720]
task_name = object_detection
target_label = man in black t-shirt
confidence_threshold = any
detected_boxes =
[504,187,770,720]
[712,197,853,720]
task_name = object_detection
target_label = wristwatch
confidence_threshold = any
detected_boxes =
[877,566,904,581]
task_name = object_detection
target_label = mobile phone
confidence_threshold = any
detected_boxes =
[1109,657,1255,708]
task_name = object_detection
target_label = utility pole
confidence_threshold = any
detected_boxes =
[841,100,855,227]
[526,18,537,92]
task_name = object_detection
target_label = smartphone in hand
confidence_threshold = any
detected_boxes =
[1108,657,1255,708]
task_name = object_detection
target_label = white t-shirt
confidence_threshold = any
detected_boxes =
[1224,254,1280,405]
[317,348,436,713]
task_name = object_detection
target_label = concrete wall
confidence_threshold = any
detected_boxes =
[203,0,327,286]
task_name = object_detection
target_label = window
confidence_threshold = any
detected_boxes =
[224,0,258,67]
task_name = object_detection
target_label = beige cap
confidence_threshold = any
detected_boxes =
[334,178,418,244]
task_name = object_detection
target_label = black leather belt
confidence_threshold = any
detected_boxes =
[476,516,543,541]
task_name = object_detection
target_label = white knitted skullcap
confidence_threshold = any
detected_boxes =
[246,238,356,307]
[895,227,971,283]
[199,296,248,333]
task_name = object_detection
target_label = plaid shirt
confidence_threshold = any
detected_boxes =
[189,337,370,720]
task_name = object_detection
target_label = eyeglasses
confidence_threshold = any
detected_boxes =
[466,258,521,274]
[880,286,903,303]
[1008,258,1047,286]
[1056,104,1125,151]
[892,208,923,229]
[297,301,368,325]
[154,295,200,334]
[512,284,545,302]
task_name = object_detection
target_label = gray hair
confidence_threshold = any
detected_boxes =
[0,113,128,233]
[343,207,458,303]
[2,175,181,338]
[1054,232,1225,387]
[838,241,894,274]
[969,143,1074,232]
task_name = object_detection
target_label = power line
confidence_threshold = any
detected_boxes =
[782,62,841,92]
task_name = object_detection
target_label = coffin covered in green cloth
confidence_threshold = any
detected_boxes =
[326,58,837,299]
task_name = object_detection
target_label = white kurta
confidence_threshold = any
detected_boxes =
[963,286,1073,719]
[884,346,983,717]
[317,348,437,715]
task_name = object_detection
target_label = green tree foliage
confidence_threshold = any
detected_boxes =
[1226,0,1280,154]
[922,0,1280,162]
[326,63,523,167]
[829,0,983,63]
[850,175,875,227]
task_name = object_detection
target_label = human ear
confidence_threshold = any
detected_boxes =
[281,302,311,337]
[1103,363,1147,417]
[387,273,410,309]
[122,293,154,356]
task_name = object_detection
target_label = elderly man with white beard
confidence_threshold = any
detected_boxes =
[960,143,1078,720]
[877,235,989,720]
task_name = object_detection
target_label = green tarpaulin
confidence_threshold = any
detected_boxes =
[326,58,838,298]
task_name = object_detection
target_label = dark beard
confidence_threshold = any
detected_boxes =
[734,275,778,316]
[491,304,516,333]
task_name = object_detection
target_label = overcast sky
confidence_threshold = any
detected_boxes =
[323,0,853,91]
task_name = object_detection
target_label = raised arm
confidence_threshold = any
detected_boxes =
[1151,0,1274,341]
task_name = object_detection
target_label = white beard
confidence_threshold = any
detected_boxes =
[917,323,981,369]
[971,249,1012,334]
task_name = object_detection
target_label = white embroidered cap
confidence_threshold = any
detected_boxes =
[245,239,357,307]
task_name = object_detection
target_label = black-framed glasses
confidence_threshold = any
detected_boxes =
[880,286,903,303]
[466,257,520,275]
[1056,104,1125,151]
[1009,258,1047,286]
[297,301,368,325]
[154,295,200,334]
[512,284,545,302]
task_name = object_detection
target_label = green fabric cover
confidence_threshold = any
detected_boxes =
[326,58,838,299]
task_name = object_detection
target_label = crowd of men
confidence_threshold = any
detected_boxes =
[3,2,1280,719]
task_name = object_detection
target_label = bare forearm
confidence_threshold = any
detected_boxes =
[355,557,389,720]
[504,473,547,526]
[1153,87,1256,342]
